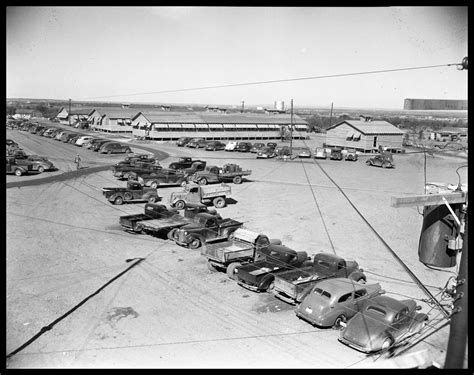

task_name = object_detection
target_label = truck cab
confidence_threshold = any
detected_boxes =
[6,157,29,176]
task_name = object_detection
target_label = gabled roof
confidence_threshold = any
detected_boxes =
[69,108,95,116]
[93,107,138,119]
[327,120,404,135]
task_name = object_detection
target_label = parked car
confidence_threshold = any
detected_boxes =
[234,142,253,152]
[176,137,192,147]
[102,180,160,205]
[54,131,66,140]
[205,141,226,151]
[75,135,94,146]
[225,141,238,151]
[68,134,82,144]
[314,147,327,159]
[295,278,383,328]
[276,146,291,158]
[6,139,18,147]
[256,147,277,159]
[296,147,312,158]
[267,142,277,149]
[99,142,132,154]
[195,140,209,149]
[83,137,103,149]
[130,169,188,189]
[6,156,30,176]
[366,152,394,168]
[24,155,56,172]
[168,157,206,171]
[189,164,251,185]
[250,143,265,153]
[330,148,343,160]
[345,148,358,161]
[91,139,113,152]
[186,138,205,148]
[338,295,428,353]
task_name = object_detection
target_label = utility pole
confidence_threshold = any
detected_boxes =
[290,99,293,156]
[241,101,245,113]
[68,98,71,126]
[329,102,333,128]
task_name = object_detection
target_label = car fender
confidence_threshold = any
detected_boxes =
[348,271,366,283]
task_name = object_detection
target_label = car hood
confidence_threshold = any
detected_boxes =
[340,313,386,349]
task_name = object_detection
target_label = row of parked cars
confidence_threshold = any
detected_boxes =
[15,121,133,154]
[113,179,429,354]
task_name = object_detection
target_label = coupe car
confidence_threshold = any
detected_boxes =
[256,147,277,159]
[366,153,394,168]
[338,295,428,353]
[295,278,383,328]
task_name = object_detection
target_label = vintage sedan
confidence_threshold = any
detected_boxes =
[330,148,343,160]
[205,141,226,151]
[314,147,327,159]
[296,147,312,158]
[345,148,358,161]
[24,155,56,172]
[234,142,253,152]
[338,295,428,353]
[195,140,209,149]
[366,152,394,168]
[295,278,383,328]
[250,143,265,153]
[99,142,132,154]
[176,137,192,147]
[132,169,188,188]
[256,147,277,159]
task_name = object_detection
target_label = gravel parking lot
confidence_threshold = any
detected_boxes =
[6,127,468,368]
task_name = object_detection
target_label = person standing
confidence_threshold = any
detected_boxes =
[74,154,81,170]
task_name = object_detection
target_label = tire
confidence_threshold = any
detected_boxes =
[175,200,186,210]
[198,177,208,185]
[260,274,275,292]
[213,197,226,208]
[167,228,178,240]
[135,223,143,233]
[382,163,387,168]
[333,314,347,329]
[226,262,241,280]
[114,196,124,205]
[148,195,157,203]
[233,176,242,184]
[150,181,158,189]
[37,166,45,173]
[188,237,201,249]
[381,337,393,351]
[123,192,133,200]
[14,169,23,176]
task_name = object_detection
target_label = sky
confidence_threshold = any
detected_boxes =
[6,6,468,109]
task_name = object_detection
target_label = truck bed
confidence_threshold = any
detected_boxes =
[119,213,152,228]
[138,216,189,231]
[204,240,255,262]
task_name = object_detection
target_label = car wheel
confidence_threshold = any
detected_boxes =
[37,166,45,173]
[233,176,242,184]
[381,337,393,351]
[198,177,208,185]
[260,274,275,292]
[167,228,178,240]
[148,195,157,203]
[175,200,186,210]
[188,238,201,249]
[150,181,158,189]
[114,196,124,205]
[382,163,388,168]
[134,223,144,233]
[123,192,133,200]
[14,169,23,176]
[226,262,241,280]
[213,197,225,208]
[333,315,347,329]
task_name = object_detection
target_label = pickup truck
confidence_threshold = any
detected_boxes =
[202,228,282,277]
[119,202,220,237]
[112,160,163,180]
[170,212,243,249]
[273,252,366,305]
[102,180,160,205]
[130,168,189,189]
[6,156,30,176]
[190,164,252,185]
[168,157,206,170]
[169,183,231,209]
[234,245,312,292]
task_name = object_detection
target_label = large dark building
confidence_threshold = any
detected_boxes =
[404,98,467,111]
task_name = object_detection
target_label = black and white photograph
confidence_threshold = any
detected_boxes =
[6,6,468,369]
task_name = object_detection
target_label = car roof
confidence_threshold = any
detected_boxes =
[311,278,363,296]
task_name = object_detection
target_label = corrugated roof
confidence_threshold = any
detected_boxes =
[328,120,404,135]
[69,108,95,115]
[94,107,138,119]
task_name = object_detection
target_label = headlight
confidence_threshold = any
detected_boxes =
[183,231,188,236]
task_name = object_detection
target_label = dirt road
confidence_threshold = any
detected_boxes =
[6,127,468,368]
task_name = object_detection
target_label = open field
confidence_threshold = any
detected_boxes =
[6,125,468,368]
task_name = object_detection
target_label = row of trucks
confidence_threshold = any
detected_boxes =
[118,202,367,305]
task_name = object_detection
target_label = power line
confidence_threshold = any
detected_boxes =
[82,63,458,100]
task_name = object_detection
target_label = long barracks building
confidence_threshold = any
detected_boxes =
[59,106,309,141]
